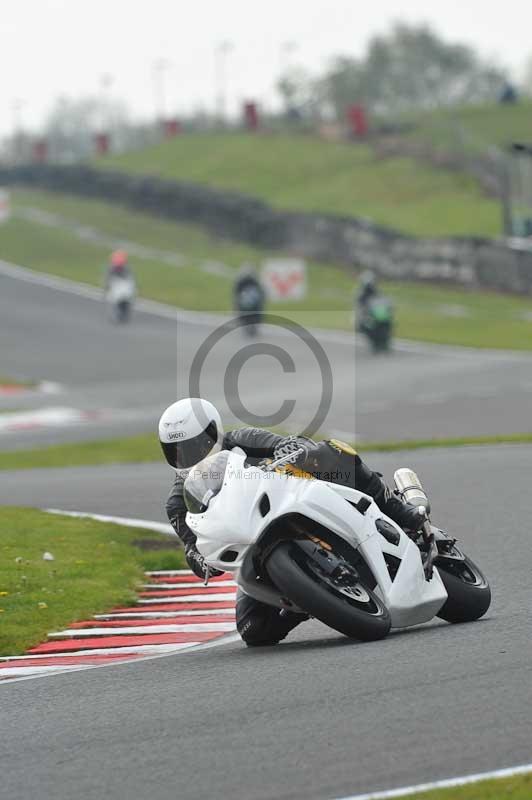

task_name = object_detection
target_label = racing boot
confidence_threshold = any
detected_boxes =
[356,462,425,533]
[236,591,309,646]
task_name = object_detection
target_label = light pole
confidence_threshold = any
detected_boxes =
[11,98,25,162]
[279,40,298,76]
[99,73,114,130]
[215,40,234,126]
[153,58,171,123]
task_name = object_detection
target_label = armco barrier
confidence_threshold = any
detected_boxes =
[3,163,532,294]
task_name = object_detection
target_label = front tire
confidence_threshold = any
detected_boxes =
[436,552,491,623]
[266,541,391,641]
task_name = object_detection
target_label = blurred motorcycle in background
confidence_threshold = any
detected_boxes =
[358,295,394,353]
[234,265,265,337]
[107,273,136,323]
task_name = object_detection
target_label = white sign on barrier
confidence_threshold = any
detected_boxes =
[0,188,11,223]
[261,258,307,301]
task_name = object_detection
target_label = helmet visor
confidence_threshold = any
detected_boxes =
[184,450,230,513]
[161,421,219,470]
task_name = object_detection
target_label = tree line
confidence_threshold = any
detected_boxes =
[278,23,511,119]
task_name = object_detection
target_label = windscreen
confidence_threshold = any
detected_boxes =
[183,450,231,514]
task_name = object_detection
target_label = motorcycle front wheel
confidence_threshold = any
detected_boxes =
[266,541,391,641]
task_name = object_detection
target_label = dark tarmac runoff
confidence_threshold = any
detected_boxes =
[2,265,532,453]
[2,446,532,800]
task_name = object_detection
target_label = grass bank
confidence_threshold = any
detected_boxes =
[101,132,501,238]
[2,431,532,472]
[403,101,532,157]
[0,507,184,655]
[3,189,532,350]
[398,770,532,799]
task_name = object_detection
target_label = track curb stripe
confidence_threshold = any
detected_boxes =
[335,762,532,800]
[1,568,237,681]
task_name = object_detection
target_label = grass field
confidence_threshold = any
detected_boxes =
[3,188,532,350]
[101,133,501,238]
[0,507,184,655]
[2,431,532,472]
[404,101,532,156]
[399,771,532,799]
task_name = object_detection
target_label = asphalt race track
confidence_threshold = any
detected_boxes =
[2,267,532,799]
[2,446,532,800]
[2,264,532,450]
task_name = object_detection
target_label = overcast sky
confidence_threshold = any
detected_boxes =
[1,0,531,136]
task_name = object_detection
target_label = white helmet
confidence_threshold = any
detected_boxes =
[158,398,223,471]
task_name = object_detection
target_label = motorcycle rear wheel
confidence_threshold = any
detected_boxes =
[266,541,391,641]
[435,552,491,623]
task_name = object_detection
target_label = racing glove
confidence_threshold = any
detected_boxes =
[272,436,310,468]
[185,545,224,580]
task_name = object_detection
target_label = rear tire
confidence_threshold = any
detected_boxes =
[436,553,491,623]
[266,542,391,641]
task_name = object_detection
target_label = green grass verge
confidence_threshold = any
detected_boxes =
[4,189,532,350]
[2,431,532,473]
[100,132,501,238]
[397,771,532,799]
[0,507,184,655]
[0,376,34,388]
[0,433,159,470]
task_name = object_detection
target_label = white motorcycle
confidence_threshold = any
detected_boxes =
[107,276,136,323]
[184,448,491,641]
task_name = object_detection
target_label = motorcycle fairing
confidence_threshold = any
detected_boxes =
[187,450,447,629]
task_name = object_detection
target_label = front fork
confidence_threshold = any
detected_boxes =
[419,516,439,580]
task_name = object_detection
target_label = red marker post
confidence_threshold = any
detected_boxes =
[243,101,259,132]
[347,104,368,139]
[33,138,48,163]
[94,132,110,156]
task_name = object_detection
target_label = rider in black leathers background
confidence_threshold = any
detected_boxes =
[166,427,424,647]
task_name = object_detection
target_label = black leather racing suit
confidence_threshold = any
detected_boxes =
[166,428,421,646]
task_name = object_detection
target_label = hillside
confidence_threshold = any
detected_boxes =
[402,101,532,155]
[102,133,500,239]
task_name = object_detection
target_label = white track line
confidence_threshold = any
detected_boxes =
[137,593,236,604]
[31,643,201,657]
[145,570,195,576]
[0,633,241,685]
[94,609,235,619]
[0,407,96,433]
[48,623,236,638]
[0,665,91,678]
[145,570,196,576]
[45,509,174,536]
[335,762,532,800]
[142,580,237,589]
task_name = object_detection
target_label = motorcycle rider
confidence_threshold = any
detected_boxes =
[233,265,265,315]
[104,249,135,290]
[356,270,378,309]
[159,397,425,647]
[355,270,378,333]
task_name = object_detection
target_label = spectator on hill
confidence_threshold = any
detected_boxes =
[499,82,518,105]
